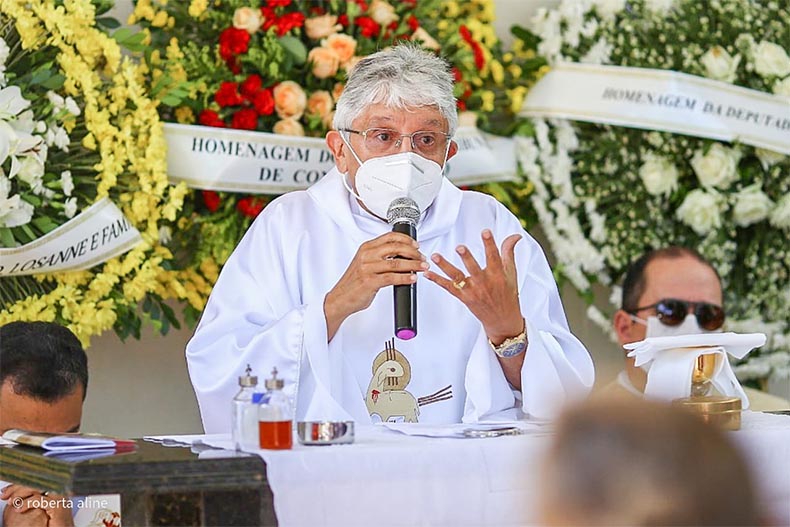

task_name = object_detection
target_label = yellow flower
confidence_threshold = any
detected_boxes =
[480,90,495,112]
[490,60,504,85]
[175,106,195,124]
[188,0,208,18]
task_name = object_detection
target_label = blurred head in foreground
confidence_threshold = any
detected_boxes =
[538,397,761,526]
[0,321,88,434]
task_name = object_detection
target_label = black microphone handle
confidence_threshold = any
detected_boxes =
[392,222,417,340]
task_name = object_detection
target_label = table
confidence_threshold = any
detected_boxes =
[0,440,276,526]
[3,412,789,526]
[198,412,790,526]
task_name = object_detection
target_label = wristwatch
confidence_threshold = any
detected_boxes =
[488,320,527,358]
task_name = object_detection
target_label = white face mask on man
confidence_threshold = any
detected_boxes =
[341,138,447,219]
[637,314,720,338]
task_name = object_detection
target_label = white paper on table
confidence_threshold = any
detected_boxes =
[380,420,552,438]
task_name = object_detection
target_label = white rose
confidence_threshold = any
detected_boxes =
[700,46,740,83]
[644,0,675,13]
[773,76,790,97]
[770,193,790,229]
[755,147,786,170]
[638,153,679,196]
[410,27,440,51]
[368,0,398,26]
[676,189,721,235]
[753,40,790,78]
[232,7,262,34]
[591,0,626,19]
[732,184,773,227]
[690,143,740,189]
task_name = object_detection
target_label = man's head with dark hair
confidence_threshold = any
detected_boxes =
[620,246,720,313]
[0,321,88,434]
[612,246,723,392]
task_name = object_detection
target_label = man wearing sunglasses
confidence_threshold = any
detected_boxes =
[606,246,788,411]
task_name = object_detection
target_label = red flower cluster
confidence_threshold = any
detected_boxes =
[200,75,275,130]
[459,25,486,71]
[236,196,266,218]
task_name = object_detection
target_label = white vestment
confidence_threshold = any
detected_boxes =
[186,169,594,432]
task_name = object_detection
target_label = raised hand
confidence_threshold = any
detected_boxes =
[324,231,428,341]
[424,229,523,345]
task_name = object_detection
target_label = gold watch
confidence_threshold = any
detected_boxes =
[488,320,527,358]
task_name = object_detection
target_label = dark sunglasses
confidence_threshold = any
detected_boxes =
[629,298,725,331]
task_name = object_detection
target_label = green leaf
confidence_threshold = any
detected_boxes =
[96,16,121,29]
[40,74,66,90]
[31,217,59,233]
[279,36,307,65]
[0,227,15,248]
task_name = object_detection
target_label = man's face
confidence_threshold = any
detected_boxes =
[326,102,458,189]
[617,254,723,347]
[0,380,83,434]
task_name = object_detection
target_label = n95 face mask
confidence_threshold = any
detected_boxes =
[342,143,445,219]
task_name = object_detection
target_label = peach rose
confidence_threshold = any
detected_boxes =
[232,7,262,34]
[322,111,335,130]
[332,83,345,102]
[369,0,398,26]
[411,27,440,51]
[273,81,307,120]
[307,91,334,118]
[273,118,305,136]
[324,34,357,64]
[307,47,340,79]
[304,14,341,40]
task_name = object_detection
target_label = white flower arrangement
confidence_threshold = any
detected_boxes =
[516,0,790,384]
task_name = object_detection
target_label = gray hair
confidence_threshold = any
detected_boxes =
[333,44,458,136]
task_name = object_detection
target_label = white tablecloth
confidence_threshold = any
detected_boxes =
[153,411,790,527]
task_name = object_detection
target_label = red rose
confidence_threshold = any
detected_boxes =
[338,14,349,26]
[456,99,467,111]
[251,89,275,116]
[240,75,263,98]
[219,27,250,62]
[202,190,221,212]
[276,12,305,36]
[261,7,277,31]
[267,0,291,7]
[198,109,226,128]
[237,196,265,218]
[354,0,368,10]
[355,16,381,38]
[451,67,463,83]
[231,108,259,130]
[215,82,244,107]
[407,15,419,32]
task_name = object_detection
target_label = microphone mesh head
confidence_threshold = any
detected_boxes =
[387,197,420,226]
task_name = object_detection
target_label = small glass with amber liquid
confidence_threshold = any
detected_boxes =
[258,368,293,450]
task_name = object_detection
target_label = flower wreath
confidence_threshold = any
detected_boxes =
[131,0,533,325]
[0,0,187,344]
[514,0,790,383]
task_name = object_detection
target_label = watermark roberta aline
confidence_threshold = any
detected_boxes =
[12,496,111,510]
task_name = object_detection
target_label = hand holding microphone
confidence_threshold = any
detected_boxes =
[323,198,426,342]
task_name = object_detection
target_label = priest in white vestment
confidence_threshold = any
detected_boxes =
[186,45,595,432]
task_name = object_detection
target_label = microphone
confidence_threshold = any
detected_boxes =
[387,197,420,340]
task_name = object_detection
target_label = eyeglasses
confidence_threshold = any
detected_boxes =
[340,128,451,157]
[629,298,725,331]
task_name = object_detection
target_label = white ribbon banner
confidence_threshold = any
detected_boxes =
[520,62,790,154]
[164,123,516,193]
[0,198,142,277]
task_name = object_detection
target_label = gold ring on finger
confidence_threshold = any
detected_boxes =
[453,278,467,290]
